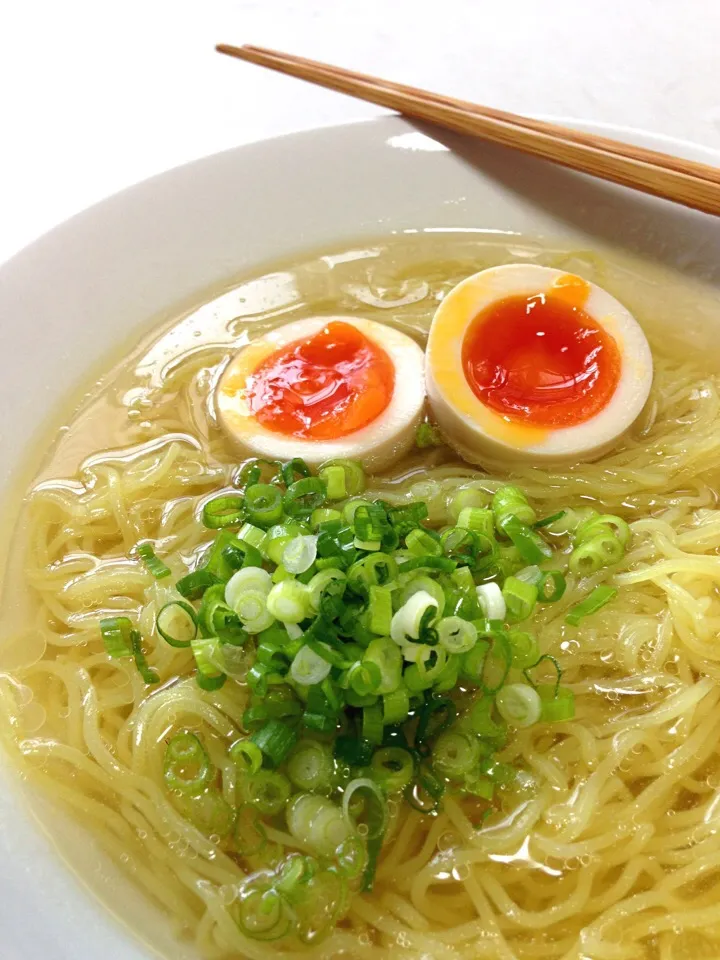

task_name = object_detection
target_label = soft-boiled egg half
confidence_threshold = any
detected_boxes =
[426,264,653,463]
[216,315,425,471]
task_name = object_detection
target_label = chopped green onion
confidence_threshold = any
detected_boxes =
[198,584,247,645]
[342,777,387,892]
[388,502,429,537]
[538,684,576,722]
[281,458,311,487]
[175,569,221,600]
[215,534,264,575]
[251,719,298,767]
[467,696,506,738]
[382,685,410,724]
[196,671,227,691]
[318,465,347,500]
[284,477,327,518]
[225,566,273,632]
[405,527,442,557]
[230,739,263,774]
[266,580,310,624]
[347,660,382,697]
[368,584,393,635]
[242,770,292,815]
[307,568,347,615]
[286,739,335,792]
[475,582,506,620]
[291,645,332,686]
[164,731,213,795]
[397,555,457,574]
[414,695,456,754]
[565,585,618,625]
[502,576,538,623]
[500,515,552,564]
[370,746,415,793]
[433,730,481,778]
[287,793,350,858]
[282,535,318,574]
[191,635,224,678]
[569,533,624,576]
[310,507,343,528]
[539,570,567,603]
[576,513,631,548]
[100,615,134,658]
[437,616,477,654]
[508,629,539,669]
[320,458,365,498]
[245,483,284,528]
[362,702,384,744]
[398,575,445,617]
[533,510,566,530]
[405,761,445,814]
[523,654,562,697]
[202,494,246,529]
[390,590,440,643]
[496,683,542,727]
[334,734,374,766]
[457,506,495,540]
[302,683,340,733]
[463,773,495,800]
[130,629,159,684]
[262,522,303,565]
[336,835,368,879]
[136,542,172,579]
[236,458,282,489]
[493,485,536,529]
[449,485,489,520]
[156,600,198,648]
[364,638,403,695]
[348,552,398,593]
[238,522,269,551]
[433,652,461,692]
[415,421,442,448]
[515,564,542,585]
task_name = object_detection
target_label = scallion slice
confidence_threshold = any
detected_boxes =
[251,720,298,767]
[432,730,481,778]
[495,683,542,727]
[437,616,477,654]
[156,600,198,648]
[100,615,134,658]
[164,731,213,795]
[136,542,172,579]
[565,585,618,625]
[230,738,263,774]
[291,645,332,686]
[286,739,335,792]
[245,483,284,528]
[266,579,310,624]
[202,494,246,529]
[284,477,327,518]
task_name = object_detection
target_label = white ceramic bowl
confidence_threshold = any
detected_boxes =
[1,116,719,959]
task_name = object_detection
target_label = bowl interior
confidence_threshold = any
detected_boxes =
[0,116,719,960]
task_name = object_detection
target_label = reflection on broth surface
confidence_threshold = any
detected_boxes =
[3,232,720,960]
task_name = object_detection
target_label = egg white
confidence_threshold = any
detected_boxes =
[216,315,425,471]
[426,264,653,463]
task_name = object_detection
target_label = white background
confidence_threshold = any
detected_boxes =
[1,0,719,266]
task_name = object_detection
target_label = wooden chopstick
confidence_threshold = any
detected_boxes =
[216,43,720,218]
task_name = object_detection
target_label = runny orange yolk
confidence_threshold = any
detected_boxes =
[462,288,621,428]
[245,320,395,440]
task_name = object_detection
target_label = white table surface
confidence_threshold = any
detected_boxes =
[1,0,719,267]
